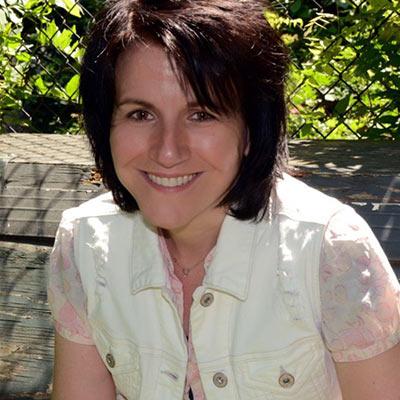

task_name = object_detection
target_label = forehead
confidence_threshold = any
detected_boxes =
[116,42,173,75]
[114,43,191,96]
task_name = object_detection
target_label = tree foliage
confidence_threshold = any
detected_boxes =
[270,0,400,139]
[0,0,399,138]
[0,0,95,133]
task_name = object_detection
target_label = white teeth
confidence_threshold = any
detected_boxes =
[147,173,197,187]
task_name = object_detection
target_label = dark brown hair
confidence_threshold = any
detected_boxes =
[80,0,290,221]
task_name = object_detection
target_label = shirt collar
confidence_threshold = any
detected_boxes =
[130,212,260,301]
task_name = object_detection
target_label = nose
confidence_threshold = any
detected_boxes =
[149,123,190,168]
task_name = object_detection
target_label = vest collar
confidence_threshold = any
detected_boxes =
[130,212,260,301]
[131,214,166,294]
[202,214,259,300]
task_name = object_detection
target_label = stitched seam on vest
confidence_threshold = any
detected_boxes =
[315,205,351,327]
[310,223,325,330]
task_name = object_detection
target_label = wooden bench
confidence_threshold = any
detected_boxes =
[0,138,399,399]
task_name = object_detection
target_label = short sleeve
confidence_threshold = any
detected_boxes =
[47,214,94,345]
[320,207,400,362]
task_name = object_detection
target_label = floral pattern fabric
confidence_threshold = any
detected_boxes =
[320,208,400,361]
[47,218,93,345]
[47,208,400,399]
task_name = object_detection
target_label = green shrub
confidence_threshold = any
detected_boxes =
[270,0,400,139]
[0,0,398,138]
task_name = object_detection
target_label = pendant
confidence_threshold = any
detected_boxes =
[182,268,190,277]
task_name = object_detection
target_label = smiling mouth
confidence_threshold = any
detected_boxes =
[144,172,200,188]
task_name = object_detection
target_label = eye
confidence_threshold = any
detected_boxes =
[190,111,216,122]
[127,110,154,121]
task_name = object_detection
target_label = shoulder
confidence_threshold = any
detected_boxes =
[273,172,348,225]
[61,192,124,224]
[57,192,146,250]
[321,206,392,279]
[320,205,399,362]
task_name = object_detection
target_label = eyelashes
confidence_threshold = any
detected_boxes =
[127,110,154,121]
[190,111,216,121]
[125,109,218,122]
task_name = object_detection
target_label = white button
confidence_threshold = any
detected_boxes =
[200,292,214,307]
[279,372,295,388]
[213,372,228,388]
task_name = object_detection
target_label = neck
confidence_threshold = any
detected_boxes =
[162,207,227,260]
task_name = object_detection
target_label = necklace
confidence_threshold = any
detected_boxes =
[170,252,208,277]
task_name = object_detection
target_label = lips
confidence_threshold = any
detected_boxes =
[146,173,198,187]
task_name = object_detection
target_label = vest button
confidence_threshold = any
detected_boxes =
[200,292,214,307]
[279,372,295,388]
[106,353,116,368]
[213,372,228,388]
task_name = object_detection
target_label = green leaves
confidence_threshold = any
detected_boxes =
[65,74,79,100]
[0,0,399,137]
[55,0,82,17]
[34,76,49,95]
[290,0,302,14]
[0,0,83,133]
[333,95,351,115]
[272,0,400,139]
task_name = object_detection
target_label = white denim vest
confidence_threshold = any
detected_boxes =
[67,175,346,399]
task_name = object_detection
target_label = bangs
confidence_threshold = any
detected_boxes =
[117,12,243,116]
[164,28,242,116]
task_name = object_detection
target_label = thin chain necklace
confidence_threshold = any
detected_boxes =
[170,251,208,278]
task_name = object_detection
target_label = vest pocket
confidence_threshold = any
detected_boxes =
[233,336,330,399]
[93,328,142,400]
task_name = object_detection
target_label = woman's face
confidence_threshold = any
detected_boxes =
[110,43,249,232]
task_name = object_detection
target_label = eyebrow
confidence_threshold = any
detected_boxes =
[116,98,153,108]
[116,97,201,109]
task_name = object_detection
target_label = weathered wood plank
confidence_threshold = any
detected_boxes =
[297,174,400,264]
[0,242,53,399]
[1,154,400,262]
[0,133,93,166]
[288,140,400,175]
[0,163,104,239]
[3,163,99,190]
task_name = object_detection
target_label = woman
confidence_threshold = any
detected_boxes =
[47,0,400,399]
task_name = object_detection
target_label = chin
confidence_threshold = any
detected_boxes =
[139,207,190,231]
[147,219,190,233]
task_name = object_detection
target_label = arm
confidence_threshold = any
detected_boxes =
[320,208,400,399]
[335,342,400,400]
[51,332,116,400]
[48,215,114,398]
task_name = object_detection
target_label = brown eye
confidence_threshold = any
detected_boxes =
[190,111,215,122]
[128,110,154,121]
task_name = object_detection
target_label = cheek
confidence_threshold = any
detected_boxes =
[110,128,145,164]
[196,133,243,169]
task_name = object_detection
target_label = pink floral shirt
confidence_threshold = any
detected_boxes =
[47,208,400,399]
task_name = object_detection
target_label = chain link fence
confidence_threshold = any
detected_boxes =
[274,0,400,139]
[0,0,97,134]
[0,0,399,138]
